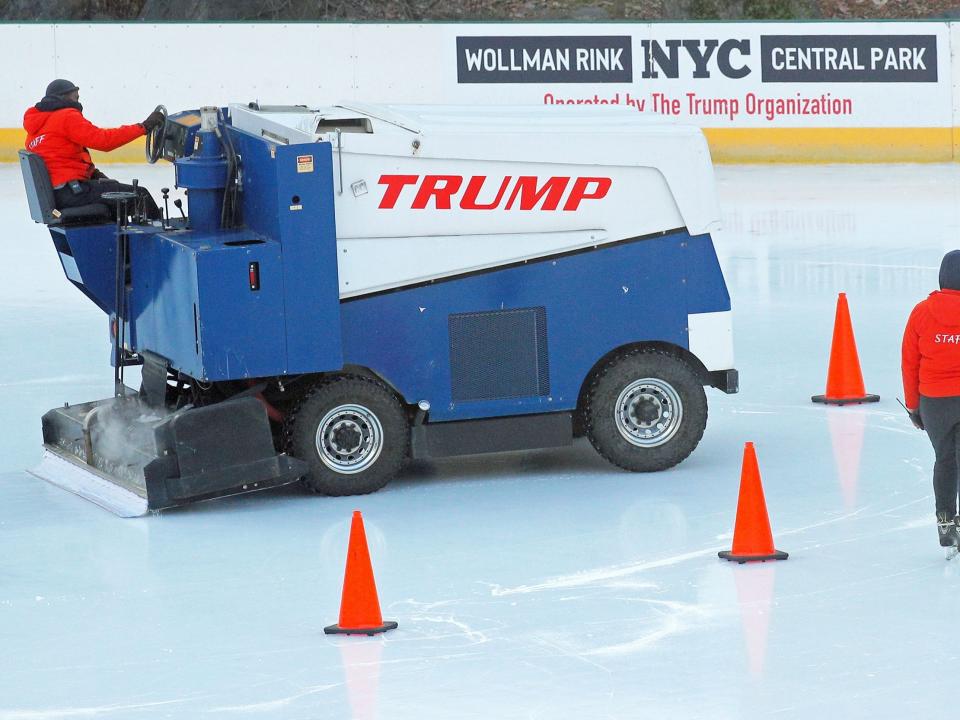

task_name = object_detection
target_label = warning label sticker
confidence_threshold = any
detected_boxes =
[296,155,314,173]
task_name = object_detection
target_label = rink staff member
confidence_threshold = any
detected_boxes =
[902,249,960,550]
[23,79,164,219]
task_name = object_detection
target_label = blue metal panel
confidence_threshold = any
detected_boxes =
[448,307,550,401]
[340,231,713,422]
[685,233,731,314]
[227,128,342,374]
[129,231,202,377]
[273,142,342,374]
[195,238,287,380]
[228,128,280,242]
[51,224,119,315]
[128,229,288,381]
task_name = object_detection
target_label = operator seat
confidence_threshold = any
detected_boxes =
[18,150,110,225]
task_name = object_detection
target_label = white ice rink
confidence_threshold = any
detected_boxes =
[1,162,959,719]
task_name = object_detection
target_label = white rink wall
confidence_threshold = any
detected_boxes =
[0,21,958,162]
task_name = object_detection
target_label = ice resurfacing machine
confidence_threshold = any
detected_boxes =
[20,103,737,516]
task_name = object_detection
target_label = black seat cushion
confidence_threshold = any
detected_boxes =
[57,204,111,224]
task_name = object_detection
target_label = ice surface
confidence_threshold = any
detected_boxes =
[1,162,959,719]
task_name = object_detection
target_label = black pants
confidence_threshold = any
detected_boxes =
[54,178,161,221]
[920,395,960,516]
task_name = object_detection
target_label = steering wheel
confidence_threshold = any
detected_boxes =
[144,104,168,164]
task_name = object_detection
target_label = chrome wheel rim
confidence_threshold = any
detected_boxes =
[315,404,383,474]
[614,378,683,448]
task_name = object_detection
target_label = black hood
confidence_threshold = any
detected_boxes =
[34,95,82,113]
[940,250,960,290]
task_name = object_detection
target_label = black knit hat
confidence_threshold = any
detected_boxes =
[45,79,79,97]
[939,250,960,290]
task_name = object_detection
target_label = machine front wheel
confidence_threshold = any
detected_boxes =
[584,349,707,472]
[286,375,409,496]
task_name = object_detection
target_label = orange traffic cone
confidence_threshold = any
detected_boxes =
[719,443,788,564]
[812,293,879,405]
[325,511,398,636]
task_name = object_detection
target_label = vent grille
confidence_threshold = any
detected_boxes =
[449,307,549,402]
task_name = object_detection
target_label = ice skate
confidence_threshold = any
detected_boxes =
[937,512,959,559]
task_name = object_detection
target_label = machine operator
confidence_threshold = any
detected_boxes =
[23,79,164,220]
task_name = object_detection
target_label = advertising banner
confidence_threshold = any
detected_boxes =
[0,22,956,163]
[444,23,954,161]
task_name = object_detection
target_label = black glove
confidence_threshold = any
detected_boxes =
[908,409,924,431]
[141,111,164,132]
[90,167,107,180]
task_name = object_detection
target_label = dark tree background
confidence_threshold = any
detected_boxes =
[1,0,959,20]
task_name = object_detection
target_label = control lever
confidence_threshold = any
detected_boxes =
[173,198,186,220]
[131,179,141,223]
[161,187,171,228]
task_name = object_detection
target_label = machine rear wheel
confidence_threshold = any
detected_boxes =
[286,375,409,496]
[584,349,707,472]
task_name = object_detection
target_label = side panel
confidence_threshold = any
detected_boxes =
[129,236,203,378]
[685,233,731,315]
[274,143,342,373]
[340,231,693,422]
[230,128,343,374]
[51,224,118,315]
[196,242,287,380]
[688,311,734,371]
[684,232,734,372]
[337,229,605,298]
[230,129,282,241]
[333,157,682,241]
[129,231,290,382]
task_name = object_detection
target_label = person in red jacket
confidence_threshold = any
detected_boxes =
[902,249,960,552]
[23,79,164,220]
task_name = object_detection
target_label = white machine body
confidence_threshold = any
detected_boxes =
[229,102,731,371]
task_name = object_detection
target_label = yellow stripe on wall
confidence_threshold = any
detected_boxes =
[0,129,145,164]
[0,129,24,163]
[704,127,955,164]
[0,126,956,164]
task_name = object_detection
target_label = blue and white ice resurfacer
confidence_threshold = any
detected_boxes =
[20,103,737,516]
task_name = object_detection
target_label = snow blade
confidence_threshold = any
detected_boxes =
[33,394,306,516]
[30,449,150,517]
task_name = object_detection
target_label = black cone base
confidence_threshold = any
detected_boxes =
[324,620,398,636]
[718,549,789,564]
[811,393,879,406]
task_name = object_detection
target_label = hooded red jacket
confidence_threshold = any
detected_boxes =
[23,105,144,187]
[901,289,960,409]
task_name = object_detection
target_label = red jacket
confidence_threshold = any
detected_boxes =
[901,289,960,408]
[23,106,144,187]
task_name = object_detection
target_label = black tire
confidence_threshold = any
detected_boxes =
[285,375,409,496]
[584,349,707,472]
